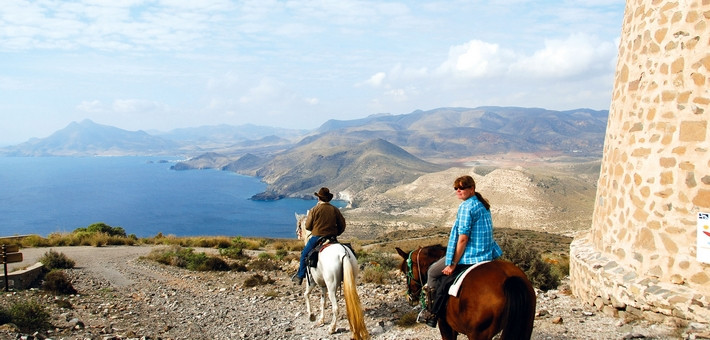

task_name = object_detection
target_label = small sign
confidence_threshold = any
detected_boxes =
[699,212,710,264]
[1,245,19,253]
[1,253,22,264]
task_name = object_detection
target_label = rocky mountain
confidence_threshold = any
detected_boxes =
[0,120,301,157]
[0,119,178,156]
[2,107,607,204]
[247,137,445,200]
[311,107,608,164]
[155,124,305,149]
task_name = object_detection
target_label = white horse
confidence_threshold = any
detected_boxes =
[295,212,369,340]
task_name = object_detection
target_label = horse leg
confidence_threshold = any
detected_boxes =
[438,318,458,340]
[326,284,339,334]
[317,287,327,326]
[304,282,316,322]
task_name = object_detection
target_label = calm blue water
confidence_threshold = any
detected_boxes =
[0,157,324,238]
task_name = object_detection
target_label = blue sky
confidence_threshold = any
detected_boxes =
[0,0,625,145]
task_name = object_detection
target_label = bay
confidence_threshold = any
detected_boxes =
[0,156,323,238]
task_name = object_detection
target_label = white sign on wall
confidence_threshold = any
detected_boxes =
[699,212,710,264]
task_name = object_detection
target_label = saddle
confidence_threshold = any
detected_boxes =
[430,264,472,316]
[306,236,354,267]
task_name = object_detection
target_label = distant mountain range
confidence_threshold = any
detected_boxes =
[1,106,608,200]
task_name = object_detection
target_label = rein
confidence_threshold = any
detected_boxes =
[406,248,427,308]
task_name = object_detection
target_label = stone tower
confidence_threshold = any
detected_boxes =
[569,0,710,324]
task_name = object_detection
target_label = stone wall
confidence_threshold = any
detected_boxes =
[570,0,710,324]
[0,262,44,290]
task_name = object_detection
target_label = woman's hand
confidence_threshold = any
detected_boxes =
[442,264,456,275]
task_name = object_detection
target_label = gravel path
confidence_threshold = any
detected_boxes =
[1,246,697,339]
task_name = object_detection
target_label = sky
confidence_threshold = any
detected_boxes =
[0,0,626,145]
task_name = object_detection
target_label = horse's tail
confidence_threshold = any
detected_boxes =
[342,253,370,340]
[500,275,536,340]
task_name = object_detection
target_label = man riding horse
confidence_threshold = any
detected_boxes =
[292,187,346,285]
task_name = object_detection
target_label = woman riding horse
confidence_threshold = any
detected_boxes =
[397,245,536,340]
[417,175,503,327]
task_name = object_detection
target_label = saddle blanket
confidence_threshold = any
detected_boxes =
[448,260,490,297]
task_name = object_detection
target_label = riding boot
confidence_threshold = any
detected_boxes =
[416,285,437,327]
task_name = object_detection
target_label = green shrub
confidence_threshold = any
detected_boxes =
[361,264,388,284]
[358,251,399,271]
[499,236,560,291]
[39,249,75,270]
[395,311,418,327]
[257,252,274,260]
[275,249,288,260]
[74,222,127,237]
[196,256,230,271]
[9,300,51,332]
[230,261,248,272]
[42,270,77,295]
[247,258,280,271]
[144,246,230,271]
[20,235,50,248]
[219,246,245,259]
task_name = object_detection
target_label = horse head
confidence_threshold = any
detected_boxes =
[294,210,311,244]
[396,244,446,305]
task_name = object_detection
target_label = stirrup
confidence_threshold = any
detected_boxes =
[417,309,437,327]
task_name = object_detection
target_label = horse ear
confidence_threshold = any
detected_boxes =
[395,247,408,259]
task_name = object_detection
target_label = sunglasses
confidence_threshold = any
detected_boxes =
[454,185,471,191]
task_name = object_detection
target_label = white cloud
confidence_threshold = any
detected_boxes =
[239,78,283,104]
[77,100,105,113]
[112,99,165,113]
[509,33,617,79]
[304,97,319,105]
[364,72,386,87]
[436,40,511,78]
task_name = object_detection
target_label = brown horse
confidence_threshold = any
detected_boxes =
[396,245,536,340]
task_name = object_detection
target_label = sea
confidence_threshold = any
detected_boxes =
[0,156,331,239]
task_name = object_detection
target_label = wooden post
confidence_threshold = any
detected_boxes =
[2,244,22,291]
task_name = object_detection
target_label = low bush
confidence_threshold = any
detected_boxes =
[247,258,280,272]
[360,264,389,284]
[42,270,77,295]
[395,311,418,327]
[196,256,230,271]
[499,236,560,291]
[144,246,230,271]
[219,246,245,260]
[8,300,51,332]
[358,250,399,272]
[74,222,127,237]
[39,249,75,270]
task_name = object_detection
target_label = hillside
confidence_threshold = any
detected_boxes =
[343,159,600,239]
[250,137,445,200]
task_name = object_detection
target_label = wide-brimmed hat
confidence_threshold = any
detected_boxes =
[314,187,334,201]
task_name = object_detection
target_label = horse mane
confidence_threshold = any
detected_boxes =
[422,244,446,257]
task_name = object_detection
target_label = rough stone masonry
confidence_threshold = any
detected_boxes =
[570,0,710,325]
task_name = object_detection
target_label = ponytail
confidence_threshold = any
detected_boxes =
[475,192,490,211]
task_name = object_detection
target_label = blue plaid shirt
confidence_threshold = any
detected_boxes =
[445,195,502,265]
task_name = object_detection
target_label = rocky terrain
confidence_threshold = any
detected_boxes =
[2,246,700,340]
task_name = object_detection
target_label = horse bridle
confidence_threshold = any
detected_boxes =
[405,248,427,307]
